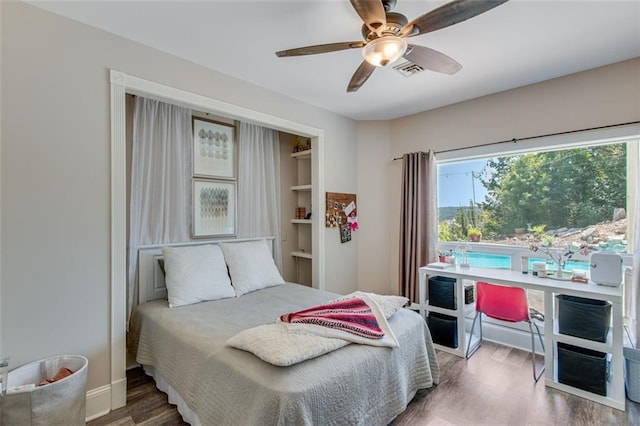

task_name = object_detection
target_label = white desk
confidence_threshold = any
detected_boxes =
[419,265,625,411]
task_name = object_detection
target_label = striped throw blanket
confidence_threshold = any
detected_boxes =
[280,298,384,339]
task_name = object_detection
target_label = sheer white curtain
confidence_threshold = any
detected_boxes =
[627,142,640,347]
[127,97,192,325]
[237,122,282,270]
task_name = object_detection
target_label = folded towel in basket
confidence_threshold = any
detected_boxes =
[38,367,73,386]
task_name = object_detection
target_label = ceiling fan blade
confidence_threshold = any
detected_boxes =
[402,44,462,75]
[349,0,387,31]
[401,0,509,37]
[347,61,376,93]
[276,41,366,57]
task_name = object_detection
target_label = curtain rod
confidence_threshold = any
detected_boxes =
[392,120,640,161]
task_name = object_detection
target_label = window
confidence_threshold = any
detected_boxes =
[437,141,631,255]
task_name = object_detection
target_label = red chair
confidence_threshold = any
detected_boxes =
[465,281,545,382]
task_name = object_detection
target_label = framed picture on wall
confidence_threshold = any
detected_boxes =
[192,118,236,179]
[340,223,352,243]
[192,179,237,238]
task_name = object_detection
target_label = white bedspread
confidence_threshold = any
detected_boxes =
[128,283,440,426]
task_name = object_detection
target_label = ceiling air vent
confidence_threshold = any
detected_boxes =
[393,61,425,77]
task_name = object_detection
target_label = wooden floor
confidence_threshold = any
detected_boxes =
[89,342,640,426]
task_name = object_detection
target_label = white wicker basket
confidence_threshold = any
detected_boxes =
[0,355,88,425]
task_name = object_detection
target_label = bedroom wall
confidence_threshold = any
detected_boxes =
[355,58,640,296]
[356,121,393,295]
[1,0,358,401]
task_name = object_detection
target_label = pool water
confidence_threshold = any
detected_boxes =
[454,252,590,272]
[457,252,511,268]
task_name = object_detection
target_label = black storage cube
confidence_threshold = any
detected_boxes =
[427,312,458,348]
[557,342,608,396]
[429,276,456,310]
[557,295,612,342]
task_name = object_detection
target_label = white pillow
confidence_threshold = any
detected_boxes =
[219,240,285,296]
[162,244,235,307]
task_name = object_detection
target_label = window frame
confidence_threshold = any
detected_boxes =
[435,126,639,270]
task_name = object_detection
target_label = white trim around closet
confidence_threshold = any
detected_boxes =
[109,69,326,412]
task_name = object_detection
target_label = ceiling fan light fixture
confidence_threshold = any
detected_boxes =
[362,36,407,67]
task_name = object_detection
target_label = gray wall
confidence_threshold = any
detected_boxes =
[356,121,393,295]
[1,1,358,392]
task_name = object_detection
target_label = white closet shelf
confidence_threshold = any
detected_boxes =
[291,219,312,224]
[291,251,312,259]
[291,184,312,191]
[291,150,311,160]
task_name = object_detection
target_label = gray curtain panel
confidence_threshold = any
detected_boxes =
[399,151,437,303]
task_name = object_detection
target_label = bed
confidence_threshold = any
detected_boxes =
[128,239,440,425]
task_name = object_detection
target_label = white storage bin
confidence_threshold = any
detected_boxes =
[0,355,88,425]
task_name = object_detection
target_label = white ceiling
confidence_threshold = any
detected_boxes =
[29,0,640,120]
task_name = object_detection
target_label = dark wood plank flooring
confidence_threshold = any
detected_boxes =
[89,342,640,425]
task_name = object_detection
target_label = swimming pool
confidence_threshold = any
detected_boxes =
[457,252,511,268]
[454,252,590,271]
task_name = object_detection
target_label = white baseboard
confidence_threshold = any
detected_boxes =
[112,377,127,409]
[126,350,139,370]
[85,377,128,422]
[85,384,112,422]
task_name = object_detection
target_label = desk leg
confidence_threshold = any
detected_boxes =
[543,291,554,384]
[419,270,427,320]
[611,299,625,410]
[457,277,466,355]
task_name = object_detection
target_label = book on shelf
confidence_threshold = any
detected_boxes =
[426,261,453,269]
[295,207,306,219]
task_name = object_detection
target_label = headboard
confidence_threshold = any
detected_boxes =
[137,237,276,304]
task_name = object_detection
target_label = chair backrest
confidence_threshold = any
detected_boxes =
[476,281,530,323]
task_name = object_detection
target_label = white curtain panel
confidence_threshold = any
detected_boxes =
[237,122,282,271]
[628,141,640,347]
[127,97,192,326]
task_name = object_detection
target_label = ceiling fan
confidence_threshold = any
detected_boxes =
[276,0,509,92]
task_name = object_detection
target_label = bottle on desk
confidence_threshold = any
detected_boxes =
[521,256,529,274]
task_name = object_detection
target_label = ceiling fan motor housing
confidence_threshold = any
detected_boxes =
[361,11,408,41]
